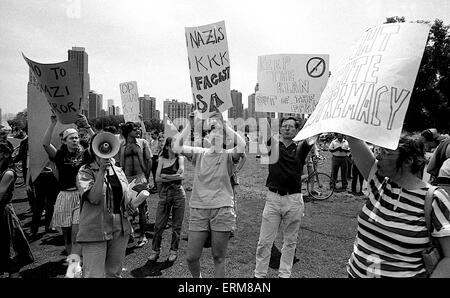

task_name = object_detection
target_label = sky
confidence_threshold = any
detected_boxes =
[1,0,449,117]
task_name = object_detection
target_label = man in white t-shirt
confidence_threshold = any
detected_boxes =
[329,133,350,191]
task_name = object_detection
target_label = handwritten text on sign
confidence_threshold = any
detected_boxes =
[185,20,232,119]
[22,53,82,124]
[120,81,140,123]
[294,23,430,149]
[255,54,329,114]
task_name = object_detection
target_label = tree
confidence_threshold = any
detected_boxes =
[7,109,27,132]
[89,115,125,131]
[143,119,163,133]
[384,17,450,133]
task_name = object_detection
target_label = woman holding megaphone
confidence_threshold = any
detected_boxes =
[75,132,138,278]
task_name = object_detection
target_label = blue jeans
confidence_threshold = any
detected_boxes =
[254,190,304,278]
[151,183,186,252]
[80,214,129,278]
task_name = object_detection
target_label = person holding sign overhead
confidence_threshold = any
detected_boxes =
[347,133,450,277]
[42,114,93,256]
[254,117,315,278]
[174,111,245,278]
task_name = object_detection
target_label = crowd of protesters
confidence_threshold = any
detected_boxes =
[1,109,449,278]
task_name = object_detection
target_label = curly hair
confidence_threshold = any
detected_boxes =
[121,122,139,139]
[396,133,427,175]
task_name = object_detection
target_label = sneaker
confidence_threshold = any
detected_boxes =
[168,250,178,262]
[136,236,148,248]
[148,250,159,261]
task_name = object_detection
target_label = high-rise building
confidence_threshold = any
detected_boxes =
[248,83,274,120]
[107,99,115,115]
[163,99,193,121]
[68,47,90,116]
[228,89,244,119]
[116,106,121,115]
[88,90,103,119]
[155,110,160,120]
[139,94,157,121]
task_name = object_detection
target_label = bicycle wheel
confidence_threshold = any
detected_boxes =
[307,172,334,201]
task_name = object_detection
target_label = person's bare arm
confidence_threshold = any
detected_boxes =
[347,136,375,180]
[42,115,58,160]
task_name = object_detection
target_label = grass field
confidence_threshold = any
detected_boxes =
[6,138,367,278]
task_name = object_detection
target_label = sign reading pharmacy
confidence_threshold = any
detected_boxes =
[255,54,329,114]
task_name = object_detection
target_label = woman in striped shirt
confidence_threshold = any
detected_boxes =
[347,134,450,277]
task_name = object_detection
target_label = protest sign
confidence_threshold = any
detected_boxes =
[27,72,74,183]
[23,53,82,124]
[120,81,140,122]
[163,114,180,139]
[185,20,232,119]
[294,23,430,149]
[256,54,329,114]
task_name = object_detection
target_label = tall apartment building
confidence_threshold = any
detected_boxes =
[107,99,115,115]
[68,47,90,116]
[88,90,103,119]
[163,99,193,121]
[247,83,275,120]
[228,89,244,119]
[139,94,157,121]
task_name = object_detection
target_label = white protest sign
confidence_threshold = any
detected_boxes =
[294,23,430,150]
[185,20,232,119]
[23,53,82,124]
[256,54,329,114]
[164,114,180,139]
[120,81,140,122]
[27,72,75,183]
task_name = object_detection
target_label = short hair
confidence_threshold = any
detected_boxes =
[121,122,139,138]
[104,126,118,134]
[280,117,301,129]
[396,133,426,175]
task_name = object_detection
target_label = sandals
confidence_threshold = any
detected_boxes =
[148,250,160,261]
[136,237,148,248]
[168,250,178,262]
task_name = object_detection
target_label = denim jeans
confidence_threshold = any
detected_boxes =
[331,156,348,189]
[152,183,186,252]
[254,190,304,278]
[80,214,129,278]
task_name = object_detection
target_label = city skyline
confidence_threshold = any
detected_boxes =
[1,0,449,116]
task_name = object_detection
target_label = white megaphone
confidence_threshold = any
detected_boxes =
[91,132,120,159]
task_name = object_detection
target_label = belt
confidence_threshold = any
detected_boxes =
[162,180,182,186]
[269,187,299,196]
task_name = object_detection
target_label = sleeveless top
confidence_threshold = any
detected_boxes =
[0,169,17,207]
[161,157,181,185]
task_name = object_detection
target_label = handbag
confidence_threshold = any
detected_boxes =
[422,185,442,276]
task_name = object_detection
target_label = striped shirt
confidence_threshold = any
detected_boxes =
[347,162,450,278]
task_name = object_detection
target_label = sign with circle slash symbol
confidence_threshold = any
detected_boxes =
[306,57,326,78]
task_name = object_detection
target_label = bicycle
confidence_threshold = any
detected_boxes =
[301,155,335,201]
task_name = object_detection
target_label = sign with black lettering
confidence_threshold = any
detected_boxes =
[294,23,430,150]
[185,20,232,119]
[22,53,82,124]
[255,54,329,114]
[119,81,140,122]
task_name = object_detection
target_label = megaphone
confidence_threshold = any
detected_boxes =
[91,132,120,159]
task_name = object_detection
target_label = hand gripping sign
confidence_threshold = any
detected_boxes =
[185,20,233,119]
[23,53,82,124]
[294,23,430,150]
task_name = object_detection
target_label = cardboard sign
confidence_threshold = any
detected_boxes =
[27,72,75,183]
[120,81,140,122]
[256,54,329,114]
[23,53,83,124]
[294,23,430,149]
[164,114,180,139]
[185,20,232,119]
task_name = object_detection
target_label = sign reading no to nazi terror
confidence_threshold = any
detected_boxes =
[120,81,140,123]
[256,54,329,114]
[294,23,430,150]
[185,20,232,119]
[22,53,82,124]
